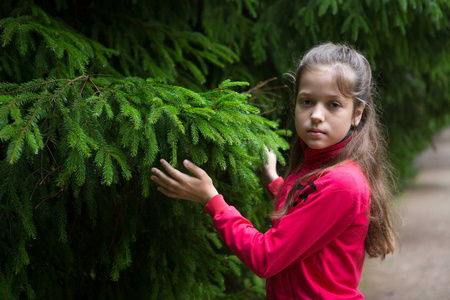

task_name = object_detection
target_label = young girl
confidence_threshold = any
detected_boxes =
[150,43,396,299]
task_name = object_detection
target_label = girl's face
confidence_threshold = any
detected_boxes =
[295,65,364,150]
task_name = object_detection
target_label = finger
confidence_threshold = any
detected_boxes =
[264,147,277,161]
[160,159,189,181]
[150,174,176,192]
[264,147,276,158]
[151,167,179,189]
[157,185,200,203]
[183,160,209,179]
[268,150,277,161]
[156,186,178,199]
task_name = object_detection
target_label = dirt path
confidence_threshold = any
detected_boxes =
[359,128,450,300]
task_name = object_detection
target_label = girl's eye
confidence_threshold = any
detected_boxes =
[299,99,312,105]
[329,102,341,109]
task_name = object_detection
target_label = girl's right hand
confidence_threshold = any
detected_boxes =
[151,159,219,205]
[261,148,279,186]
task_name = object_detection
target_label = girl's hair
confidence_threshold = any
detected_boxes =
[271,42,396,259]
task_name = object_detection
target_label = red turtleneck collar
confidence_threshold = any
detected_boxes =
[299,131,353,174]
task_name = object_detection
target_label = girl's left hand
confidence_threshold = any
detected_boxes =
[151,159,219,205]
[261,148,279,186]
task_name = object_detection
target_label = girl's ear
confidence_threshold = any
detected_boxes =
[353,103,365,127]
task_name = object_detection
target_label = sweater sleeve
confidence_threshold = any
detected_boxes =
[208,166,369,279]
[267,176,284,198]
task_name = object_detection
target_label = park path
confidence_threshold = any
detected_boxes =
[358,128,450,300]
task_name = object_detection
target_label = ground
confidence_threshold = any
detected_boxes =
[359,128,450,300]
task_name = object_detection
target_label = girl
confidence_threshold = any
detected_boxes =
[150,43,396,299]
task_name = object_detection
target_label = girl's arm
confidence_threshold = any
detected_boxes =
[151,160,369,279]
[151,149,280,203]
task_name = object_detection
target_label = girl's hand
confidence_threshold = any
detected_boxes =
[151,159,218,205]
[261,148,279,186]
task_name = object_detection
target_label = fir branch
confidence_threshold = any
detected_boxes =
[0,72,290,298]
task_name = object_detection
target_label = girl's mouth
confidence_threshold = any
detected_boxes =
[307,129,325,137]
[308,128,325,133]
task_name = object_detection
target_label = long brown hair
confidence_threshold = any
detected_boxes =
[272,43,396,259]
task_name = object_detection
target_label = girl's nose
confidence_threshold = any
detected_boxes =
[310,105,325,123]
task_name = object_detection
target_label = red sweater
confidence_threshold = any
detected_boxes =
[205,141,370,299]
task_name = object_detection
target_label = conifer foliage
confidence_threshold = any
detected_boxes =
[0,0,287,298]
[0,74,286,299]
